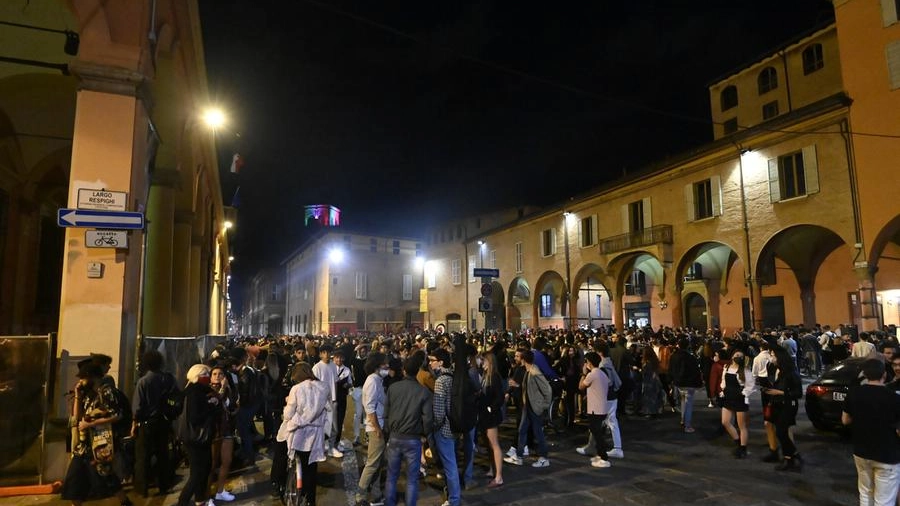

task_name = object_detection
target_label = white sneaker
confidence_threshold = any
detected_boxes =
[523,445,530,457]
[205,500,216,506]
[441,501,451,506]
[575,446,588,455]
[215,491,235,502]
[531,457,550,468]
[591,457,611,468]
[506,446,517,458]
[329,447,344,458]
[503,455,523,466]
[707,402,714,408]
[607,448,624,459]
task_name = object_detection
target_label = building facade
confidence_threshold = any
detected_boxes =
[284,230,424,335]
[424,20,900,333]
[240,268,285,336]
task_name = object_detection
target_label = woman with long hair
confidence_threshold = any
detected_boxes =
[283,361,329,506]
[763,346,804,471]
[479,351,505,488]
[640,347,664,419]
[209,364,239,502]
[558,345,583,429]
[719,348,755,458]
[178,364,219,506]
[707,349,726,407]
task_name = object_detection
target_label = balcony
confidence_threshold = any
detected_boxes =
[599,225,673,255]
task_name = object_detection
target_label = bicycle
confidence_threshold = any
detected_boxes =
[94,236,119,247]
[282,455,306,506]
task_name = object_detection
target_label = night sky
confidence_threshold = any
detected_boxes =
[197,0,834,309]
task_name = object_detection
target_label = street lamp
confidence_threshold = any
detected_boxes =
[328,247,344,264]
[201,107,226,130]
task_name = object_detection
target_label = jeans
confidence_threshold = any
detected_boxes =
[385,437,422,506]
[676,387,696,428]
[604,399,622,449]
[357,431,386,502]
[587,414,608,459]
[461,427,476,485]
[178,443,212,505]
[854,455,900,506]
[237,403,259,463]
[517,407,548,458]
[434,433,461,506]
[351,387,364,440]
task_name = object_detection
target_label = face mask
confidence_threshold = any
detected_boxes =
[734,356,745,367]
[198,375,211,385]
[378,368,389,378]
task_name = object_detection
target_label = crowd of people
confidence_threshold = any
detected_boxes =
[60,323,900,506]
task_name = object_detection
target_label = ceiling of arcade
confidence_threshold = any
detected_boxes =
[757,225,845,287]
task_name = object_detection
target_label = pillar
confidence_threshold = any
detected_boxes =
[170,210,193,335]
[669,292,683,328]
[188,233,202,334]
[750,278,764,331]
[612,293,624,331]
[142,168,178,336]
[800,284,817,329]
[855,265,880,331]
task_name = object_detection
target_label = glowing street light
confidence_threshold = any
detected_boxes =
[329,247,344,264]
[415,256,425,269]
[223,220,234,230]
[202,107,226,129]
[228,256,234,262]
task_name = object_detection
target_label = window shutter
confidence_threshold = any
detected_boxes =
[768,158,781,203]
[427,270,436,289]
[802,145,820,195]
[711,175,723,216]
[621,204,629,233]
[402,274,413,301]
[684,183,696,221]
[642,197,652,228]
[591,215,598,245]
[550,228,557,255]
[356,272,368,299]
[887,40,900,90]
[881,0,899,26]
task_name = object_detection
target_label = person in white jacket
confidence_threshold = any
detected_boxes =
[719,349,755,459]
[282,362,330,506]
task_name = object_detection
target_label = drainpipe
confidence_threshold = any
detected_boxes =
[735,143,757,330]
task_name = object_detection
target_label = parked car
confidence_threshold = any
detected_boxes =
[805,357,867,431]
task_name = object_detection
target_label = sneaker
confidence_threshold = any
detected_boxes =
[215,491,235,502]
[205,500,216,506]
[503,455,523,466]
[505,446,517,458]
[590,457,611,468]
[607,448,624,459]
[370,498,385,506]
[575,446,588,455]
[531,457,550,468]
[683,427,696,434]
[441,502,450,506]
[329,447,344,459]
[707,402,714,408]
[523,445,530,457]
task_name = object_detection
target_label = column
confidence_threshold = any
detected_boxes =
[800,284,817,329]
[669,293,683,328]
[568,293,578,329]
[170,210,193,335]
[855,265,880,331]
[750,278,764,331]
[188,233,203,334]
[142,168,178,336]
[612,293,624,331]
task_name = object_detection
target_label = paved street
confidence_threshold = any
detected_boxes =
[2,388,858,506]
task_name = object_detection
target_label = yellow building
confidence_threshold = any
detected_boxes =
[0,1,230,480]
[425,20,900,333]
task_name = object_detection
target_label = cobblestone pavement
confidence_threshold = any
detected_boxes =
[2,386,858,506]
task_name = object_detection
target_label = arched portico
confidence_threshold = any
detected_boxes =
[571,263,614,330]
[608,252,666,329]
[533,270,567,329]
[675,242,741,331]
[867,215,900,329]
[507,276,531,331]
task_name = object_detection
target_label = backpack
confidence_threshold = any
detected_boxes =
[448,336,478,433]
[111,387,132,439]
[160,372,184,422]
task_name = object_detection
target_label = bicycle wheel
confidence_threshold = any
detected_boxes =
[283,457,306,506]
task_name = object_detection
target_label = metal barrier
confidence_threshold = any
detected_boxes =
[0,334,56,486]
[141,334,230,384]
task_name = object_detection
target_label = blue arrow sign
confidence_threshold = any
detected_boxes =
[57,208,144,229]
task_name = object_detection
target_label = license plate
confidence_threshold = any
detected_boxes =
[833,391,846,401]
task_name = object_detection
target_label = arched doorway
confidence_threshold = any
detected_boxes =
[684,292,708,330]
[507,276,531,331]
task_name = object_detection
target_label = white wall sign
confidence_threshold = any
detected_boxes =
[77,188,127,211]
[85,230,128,249]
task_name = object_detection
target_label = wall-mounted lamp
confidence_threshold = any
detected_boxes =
[657,299,668,310]
[477,240,485,246]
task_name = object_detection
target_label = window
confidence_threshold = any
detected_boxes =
[768,145,820,202]
[802,44,824,75]
[541,228,556,257]
[468,255,476,282]
[685,176,722,221]
[622,198,651,232]
[580,215,598,247]
[489,249,496,269]
[515,242,524,273]
[625,270,646,296]
[540,294,553,317]
[415,243,422,257]
[370,238,377,252]
[887,40,900,90]
[762,100,779,120]
[271,284,278,301]
[392,240,400,255]
[426,269,436,289]
[685,262,703,281]
[723,118,738,135]
[720,85,738,111]
[595,294,603,318]
[451,259,461,285]
[881,0,899,26]
[757,67,778,94]
[402,274,413,301]
[355,272,367,299]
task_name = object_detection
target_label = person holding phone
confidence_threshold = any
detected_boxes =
[763,346,804,472]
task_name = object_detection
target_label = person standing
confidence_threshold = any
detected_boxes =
[478,351,505,488]
[504,350,552,468]
[349,345,369,446]
[312,345,343,458]
[669,337,703,433]
[210,364,239,502]
[579,352,611,469]
[283,362,330,506]
[842,358,900,506]
[356,353,389,506]
[333,351,353,451]
[130,350,176,497]
[177,364,219,506]
[429,348,460,506]
[383,354,433,506]
[763,346,804,472]
[720,349,755,459]
[752,340,779,462]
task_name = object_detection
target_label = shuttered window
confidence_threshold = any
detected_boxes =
[767,145,820,202]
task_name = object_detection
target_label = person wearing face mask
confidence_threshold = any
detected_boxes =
[719,348,755,458]
[356,353,390,506]
[762,346,804,472]
[177,364,220,506]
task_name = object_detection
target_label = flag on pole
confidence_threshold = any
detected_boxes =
[229,153,245,174]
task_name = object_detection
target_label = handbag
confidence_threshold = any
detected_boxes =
[176,409,210,445]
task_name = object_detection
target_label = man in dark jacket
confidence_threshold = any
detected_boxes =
[131,350,176,496]
[383,353,433,506]
[668,336,703,433]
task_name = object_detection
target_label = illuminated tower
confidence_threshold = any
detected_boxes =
[304,204,341,227]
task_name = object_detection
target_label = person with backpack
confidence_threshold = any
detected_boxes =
[576,343,624,458]
[504,349,552,468]
[429,348,461,506]
[131,349,177,497]
[578,352,611,469]
[669,336,703,434]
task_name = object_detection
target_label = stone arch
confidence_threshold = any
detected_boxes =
[674,241,741,330]
[571,263,614,329]
[507,276,531,331]
[533,270,566,329]
[866,215,900,328]
[607,252,665,329]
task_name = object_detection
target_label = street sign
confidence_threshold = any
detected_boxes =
[85,230,129,249]
[57,208,144,229]
[77,189,127,211]
[478,296,493,312]
[480,283,493,296]
[473,268,499,278]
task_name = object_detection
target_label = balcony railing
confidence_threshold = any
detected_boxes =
[599,224,673,254]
